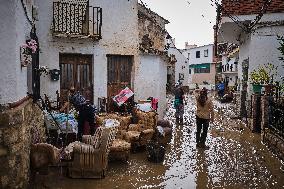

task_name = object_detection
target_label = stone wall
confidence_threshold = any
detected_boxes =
[138,3,168,52]
[0,98,46,189]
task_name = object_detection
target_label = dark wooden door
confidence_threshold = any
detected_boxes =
[107,55,133,112]
[60,54,93,103]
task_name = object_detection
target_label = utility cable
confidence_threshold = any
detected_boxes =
[20,0,33,26]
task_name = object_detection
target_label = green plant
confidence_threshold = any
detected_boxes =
[250,63,278,85]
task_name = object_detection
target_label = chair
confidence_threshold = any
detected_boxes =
[68,126,117,178]
[124,124,155,151]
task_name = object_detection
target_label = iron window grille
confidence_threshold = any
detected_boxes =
[52,1,102,39]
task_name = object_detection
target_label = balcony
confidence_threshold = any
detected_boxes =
[52,1,102,39]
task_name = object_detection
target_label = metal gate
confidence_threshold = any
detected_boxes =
[107,55,133,112]
[268,96,284,139]
[60,54,93,103]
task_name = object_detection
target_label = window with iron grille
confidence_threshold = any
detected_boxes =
[52,0,102,39]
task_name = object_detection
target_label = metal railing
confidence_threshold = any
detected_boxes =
[52,1,102,39]
[268,83,284,138]
[268,97,284,138]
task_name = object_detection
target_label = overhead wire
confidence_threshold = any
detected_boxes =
[20,0,33,26]
[212,0,273,34]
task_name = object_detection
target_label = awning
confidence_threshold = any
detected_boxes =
[189,63,210,69]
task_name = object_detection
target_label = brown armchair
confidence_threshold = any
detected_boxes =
[124,124,155,151]
[68,126,117,178]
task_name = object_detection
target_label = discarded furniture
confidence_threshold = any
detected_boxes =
[133,109,158,130]
[30,143,61,176]
[109,139,131,162]
[68,126,117,178]
[124,124,155,151]
[96,113,133,161]
[146,140,166,163]
[95,113,132,132]
[156,120,172,146]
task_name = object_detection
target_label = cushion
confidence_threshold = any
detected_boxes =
[110,139,131,151]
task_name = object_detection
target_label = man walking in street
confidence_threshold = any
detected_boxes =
[174,81,185,124]
[195,87,214,149]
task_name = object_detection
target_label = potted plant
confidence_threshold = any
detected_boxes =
[250,63,278,94]
[250,69,263,94]
[263,63,278,94]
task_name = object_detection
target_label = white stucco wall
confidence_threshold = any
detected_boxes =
[250,26,284,83]
[135,54,167,118]
[168,47,190,86]
[184,44,214,65]
[219,12,284,96]
[182,44,215,86]
[235,25,284,94]
[35,0,139,105]
[0,0,33,104]
[238,33,251,84]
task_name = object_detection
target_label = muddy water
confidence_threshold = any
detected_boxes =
[35,95,284,189]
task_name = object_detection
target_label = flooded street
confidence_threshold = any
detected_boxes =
[37,94,284,189]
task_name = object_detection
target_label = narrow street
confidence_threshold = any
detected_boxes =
[36,94,284,189]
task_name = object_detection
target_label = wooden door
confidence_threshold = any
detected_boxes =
[107,55,133,112]
[60,54,93,103]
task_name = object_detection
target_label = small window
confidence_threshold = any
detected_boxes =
[196,51,200,58]
[188,53,190,59]
[189,68,191,74]
[204,49,208,57]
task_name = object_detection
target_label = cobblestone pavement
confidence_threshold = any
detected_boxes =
[33,95,284,189]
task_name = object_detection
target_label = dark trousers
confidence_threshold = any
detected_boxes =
[78,105,95,140]
[196,116,209,144]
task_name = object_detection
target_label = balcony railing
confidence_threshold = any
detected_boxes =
[52,1,102,39]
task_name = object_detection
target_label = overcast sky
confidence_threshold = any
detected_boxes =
[140,0,217,49]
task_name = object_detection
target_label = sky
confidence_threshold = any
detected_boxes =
[140,0,218,49]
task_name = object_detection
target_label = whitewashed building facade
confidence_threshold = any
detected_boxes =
[182,44,216,89]
[217,0,284,94]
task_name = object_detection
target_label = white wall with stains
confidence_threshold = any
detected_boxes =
[0,0,33,104]
[35,0,139,106]
[237,25,284,94]
[135,54,167,118]
[168,46,190,86]
[250,26,284,84]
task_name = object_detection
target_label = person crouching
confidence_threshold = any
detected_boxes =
[60,87,96,141]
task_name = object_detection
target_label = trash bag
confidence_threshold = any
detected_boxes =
[146,141,165,163]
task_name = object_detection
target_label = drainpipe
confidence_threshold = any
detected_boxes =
[30,26,41,102]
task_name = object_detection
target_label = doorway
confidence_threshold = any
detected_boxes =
[60,54,93,103]
[107,55,133,112]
